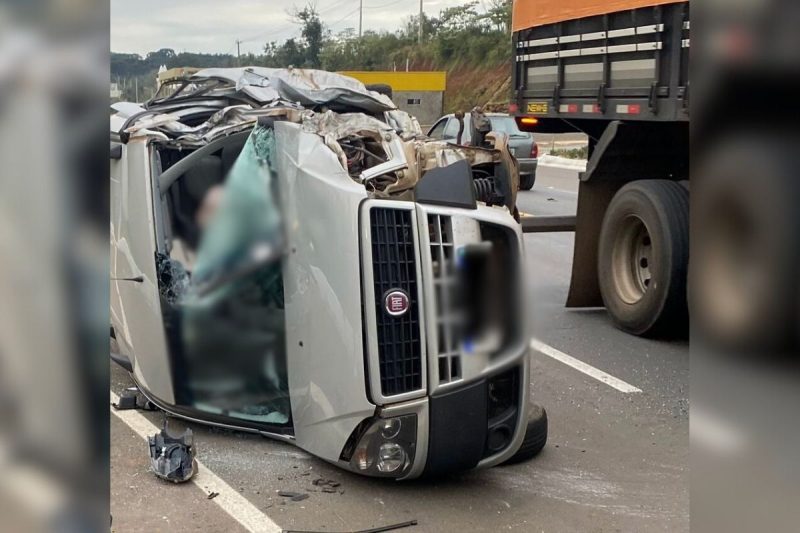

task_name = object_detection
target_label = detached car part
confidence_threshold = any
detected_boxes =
[112,386,158,411]
[148,424,197,483]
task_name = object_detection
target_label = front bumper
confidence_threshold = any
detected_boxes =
[338,354,530,480]
[517,157,538,176]
[422,356,530,477]
[354,200,530,479]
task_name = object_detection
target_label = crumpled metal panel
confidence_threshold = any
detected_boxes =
[301,110,393,139]
[112,67,399,144]
[274,120,376,462]
[191,67,396,113]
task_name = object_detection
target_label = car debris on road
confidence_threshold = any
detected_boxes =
[147,423,197,483]
[112,386,158,412]
[278,490,310,502]
[282,519,419,533]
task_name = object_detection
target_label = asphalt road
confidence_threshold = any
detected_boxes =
[110,163,689,532]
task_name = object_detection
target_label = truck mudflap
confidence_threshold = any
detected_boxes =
[565,179,622,308]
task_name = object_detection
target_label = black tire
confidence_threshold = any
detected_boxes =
[598,180,689,336]
[500,404,548,465]
[519,172,535,191]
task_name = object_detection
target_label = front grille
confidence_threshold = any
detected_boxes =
[428,214,462,384]
[370,208,422,396]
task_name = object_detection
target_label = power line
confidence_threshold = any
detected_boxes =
[318,0,354,16]
[328,6,361,30]
[238,21,299,44]
[238,0,352,44]
[238,0,413,51]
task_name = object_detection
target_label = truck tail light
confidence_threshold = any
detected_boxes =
[516,116,539,132]
[531,143,539,159]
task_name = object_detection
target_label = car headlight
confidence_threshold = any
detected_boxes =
[377,442,406,473]
[380,418,402,439]
[342,414,417,477]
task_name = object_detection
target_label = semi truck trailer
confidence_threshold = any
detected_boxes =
[512,0,800,351]
[512,0,691,337]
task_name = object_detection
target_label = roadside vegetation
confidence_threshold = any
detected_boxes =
[548,147,589,160]
[111,1,513,111]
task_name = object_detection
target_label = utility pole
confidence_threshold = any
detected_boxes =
[236,39,242,65]
[135,77,139,103]
[358,0,363,38]
[418,0,423,44]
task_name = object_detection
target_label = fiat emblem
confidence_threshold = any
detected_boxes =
[384,289,410,317]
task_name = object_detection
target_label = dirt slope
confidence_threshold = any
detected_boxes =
[443,61,512,114]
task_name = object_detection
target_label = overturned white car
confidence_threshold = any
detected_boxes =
[110,67,546,479]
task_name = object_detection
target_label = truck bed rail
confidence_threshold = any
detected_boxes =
[512,2,689,126]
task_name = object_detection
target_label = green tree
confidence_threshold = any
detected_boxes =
[486,0,512,33]
[291,4,324,68]
[438,2,480,34]
[279,38,307,67]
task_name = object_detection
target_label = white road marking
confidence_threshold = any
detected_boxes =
[110,392,281,533]
[530,339,642,393]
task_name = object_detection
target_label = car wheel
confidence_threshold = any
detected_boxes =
[499,404,547,465]
[519,172,535,191]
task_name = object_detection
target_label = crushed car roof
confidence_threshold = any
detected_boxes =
[111,67,399,144]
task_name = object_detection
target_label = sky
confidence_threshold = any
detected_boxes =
[111,0,486,57]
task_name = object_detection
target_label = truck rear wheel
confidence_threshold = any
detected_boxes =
[598,180,689,336]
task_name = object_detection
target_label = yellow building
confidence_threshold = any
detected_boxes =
[340,71,447,127]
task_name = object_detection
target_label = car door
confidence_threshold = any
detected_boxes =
[110,138,176,404]
[442,118,460,142]
[442,116,471,144]
[427,117,448,139]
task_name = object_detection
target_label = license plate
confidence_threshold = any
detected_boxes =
[527,102,548,114]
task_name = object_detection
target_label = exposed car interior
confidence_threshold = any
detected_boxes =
[152,129,292,433]
[157,132,249,256]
